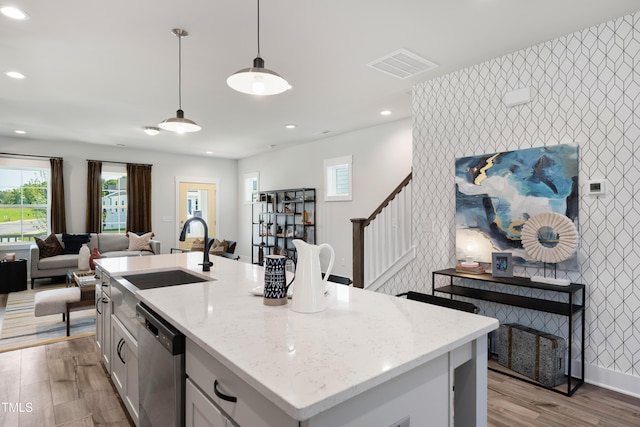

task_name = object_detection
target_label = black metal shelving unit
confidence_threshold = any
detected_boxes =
[432,268,585,396]
[251,188,315,265]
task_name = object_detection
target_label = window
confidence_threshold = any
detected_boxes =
[324,155,352,201]
[244,172,259,204]
[102,165,127,233]
[0,158,50,242]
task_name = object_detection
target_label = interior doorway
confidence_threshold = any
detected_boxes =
[175,177,218,251]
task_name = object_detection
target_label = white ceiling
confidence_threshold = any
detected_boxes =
[1,0,638,159]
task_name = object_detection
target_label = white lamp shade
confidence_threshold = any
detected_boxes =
[227,66,291,96]
[159,109,201,133]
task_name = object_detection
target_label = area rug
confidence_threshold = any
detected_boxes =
[0,286,96,352]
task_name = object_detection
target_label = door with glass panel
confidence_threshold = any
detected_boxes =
[176,178,217,251]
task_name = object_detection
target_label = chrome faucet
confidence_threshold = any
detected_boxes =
[179,217,214,272]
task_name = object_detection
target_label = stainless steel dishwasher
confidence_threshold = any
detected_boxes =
[137,302,185,427]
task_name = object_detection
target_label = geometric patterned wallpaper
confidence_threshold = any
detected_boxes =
[380,11,640,383]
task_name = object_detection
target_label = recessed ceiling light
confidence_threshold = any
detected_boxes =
[6,71,25,79]
[205,151,213,155]
[1,6,29,20]
[14,130,26,134]
[285,124,296,129]
[380,110,392,116]
[143,126,160,136]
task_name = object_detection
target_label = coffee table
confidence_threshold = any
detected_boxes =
[65,271,98,335]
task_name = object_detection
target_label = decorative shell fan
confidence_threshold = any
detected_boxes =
[521,212,578,264]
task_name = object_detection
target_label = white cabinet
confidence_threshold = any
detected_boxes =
[186,338,297,427]
[95,268,112,372]
[185,378,232,427]
[112,316,139,426]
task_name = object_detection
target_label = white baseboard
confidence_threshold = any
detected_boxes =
[583,362,640,399]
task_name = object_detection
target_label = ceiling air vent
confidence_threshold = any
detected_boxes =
[367,49,438,79]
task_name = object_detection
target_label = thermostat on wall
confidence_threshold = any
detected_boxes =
[587,179,607,196]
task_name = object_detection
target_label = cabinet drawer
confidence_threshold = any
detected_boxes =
[186,339,296,427]
[186,378,230,427]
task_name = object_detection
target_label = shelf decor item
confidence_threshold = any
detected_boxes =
[491,252,513,277]
[521,212,578,264]
[78,244,91,271]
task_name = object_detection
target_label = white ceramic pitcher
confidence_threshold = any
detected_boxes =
[290,239,335,313]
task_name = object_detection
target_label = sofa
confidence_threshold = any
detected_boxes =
[30,233,160,287]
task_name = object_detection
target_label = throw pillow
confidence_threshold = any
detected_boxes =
[190,238,204,252]
[210,239,228,255]
[62,233,91,254]
[128,231,153,251]
[34,233,64,259]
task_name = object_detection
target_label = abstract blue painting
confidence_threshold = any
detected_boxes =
[455,144,578,268]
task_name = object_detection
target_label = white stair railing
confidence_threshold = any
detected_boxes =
[351,173,413,289]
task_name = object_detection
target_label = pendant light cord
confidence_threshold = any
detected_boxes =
[178,32,182,109]
[256,0,261,57]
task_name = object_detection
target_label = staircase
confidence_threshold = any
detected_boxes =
[351,172,414,289]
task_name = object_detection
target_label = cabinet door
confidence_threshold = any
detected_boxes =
[111,316,140,425]
[111,317,126,397]
[185,378,229,427]
[102,294,112,372]
[125,339,139,423]
[95,285,102,354]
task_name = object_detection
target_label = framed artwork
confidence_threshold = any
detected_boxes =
[455,144,579,269]
[492,252,513,277]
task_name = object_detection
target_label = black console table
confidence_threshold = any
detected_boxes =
[432,268,585,396]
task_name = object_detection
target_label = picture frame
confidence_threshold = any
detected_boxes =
[492,252,513,277]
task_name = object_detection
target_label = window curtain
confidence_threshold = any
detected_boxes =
[126,163,152,232]
[86,160,103,233]
[49,158,67,233]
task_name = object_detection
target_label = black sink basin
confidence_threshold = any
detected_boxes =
[122,270,209,290]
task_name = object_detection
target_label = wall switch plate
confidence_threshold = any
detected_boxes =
[389,416,410,427]
[162,215,173,222]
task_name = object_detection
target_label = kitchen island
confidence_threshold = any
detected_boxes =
[96,252,498,427]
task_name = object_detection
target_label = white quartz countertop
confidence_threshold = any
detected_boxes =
[96,253,498,421]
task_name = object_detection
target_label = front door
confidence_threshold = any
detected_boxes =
[176,178,218,251]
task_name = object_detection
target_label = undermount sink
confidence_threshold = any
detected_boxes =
[121,269,210,290]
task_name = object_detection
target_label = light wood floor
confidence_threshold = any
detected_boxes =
[0,336,133,427]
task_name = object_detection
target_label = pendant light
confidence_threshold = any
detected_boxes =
[159,28,201,133]
[227,0,291,95]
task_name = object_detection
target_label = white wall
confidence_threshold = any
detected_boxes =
[0,137,238,253]
[237,118,413,277]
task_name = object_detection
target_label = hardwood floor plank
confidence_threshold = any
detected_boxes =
[82,390,130,424]
[50,380,80,407]
[18,379,54,427]
[19,345,49,387]
[53,397,91,426]
[47,357,77,383]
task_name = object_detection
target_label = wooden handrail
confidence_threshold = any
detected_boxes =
[351,172,412,288]
[364,172,412,227]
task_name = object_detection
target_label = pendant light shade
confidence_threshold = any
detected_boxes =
[159,29,201,133]
[227,0,291,96]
